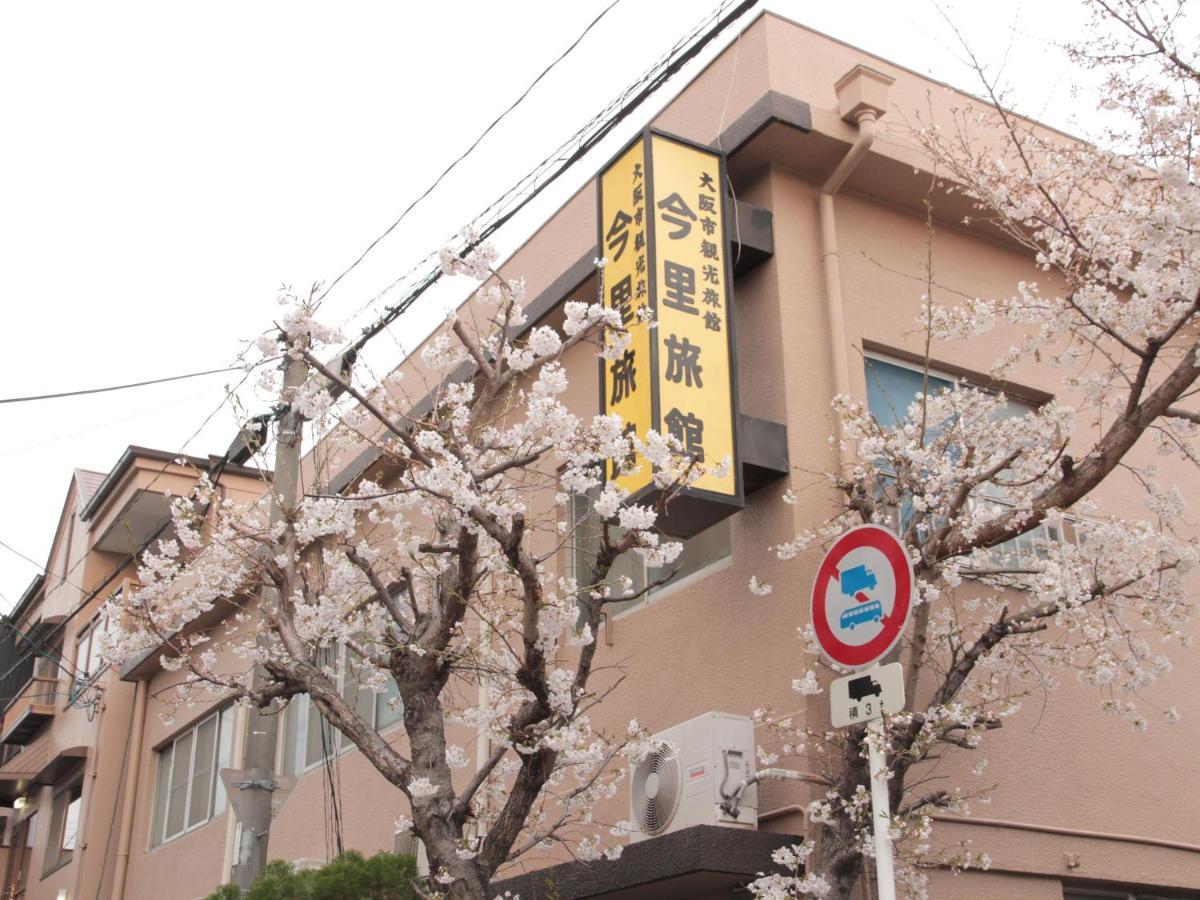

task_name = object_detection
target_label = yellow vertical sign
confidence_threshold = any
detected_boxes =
[598,138,654,494]
[649,133,737,497]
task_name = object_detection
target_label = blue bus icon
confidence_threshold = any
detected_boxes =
[840,600,883,630]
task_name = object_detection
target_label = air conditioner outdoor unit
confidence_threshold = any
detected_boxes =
[629,711,757,842]
[394,829,430,876]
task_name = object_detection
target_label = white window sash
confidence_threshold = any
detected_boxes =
[155,709,227,846]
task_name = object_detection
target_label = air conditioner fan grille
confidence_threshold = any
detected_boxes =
[632,747,681,836]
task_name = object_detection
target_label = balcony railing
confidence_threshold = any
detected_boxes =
[0,677,58,745]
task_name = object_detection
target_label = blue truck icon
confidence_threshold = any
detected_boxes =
[837,565,883,630]
[839,565,877,597]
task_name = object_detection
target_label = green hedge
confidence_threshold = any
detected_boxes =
[205,851,419,900]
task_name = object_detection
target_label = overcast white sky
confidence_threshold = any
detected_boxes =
[0,0,1100,609]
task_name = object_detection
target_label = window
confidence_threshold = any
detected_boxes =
[568,489,732,618]
[282,647,403,776]
[150,706,234,847]
[864,356,955,430]
[863,354,1072,571]
[8,811,37,894]
[43,780,81,874]
[1064,889,1199,900]
[70,612,109,700]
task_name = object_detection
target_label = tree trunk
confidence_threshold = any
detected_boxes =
[441,863,489,899]
[811,730,871,900]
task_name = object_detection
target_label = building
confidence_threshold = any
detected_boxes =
[2,10,1198,900]
[0,450,267,899]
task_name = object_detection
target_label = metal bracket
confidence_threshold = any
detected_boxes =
[232,779,278,792]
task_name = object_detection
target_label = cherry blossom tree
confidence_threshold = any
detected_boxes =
[750,3,1200,897]
[102,245,703,898]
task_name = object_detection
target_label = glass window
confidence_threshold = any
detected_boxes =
[569,489,732,619]
[1064,890,1198,900]
[375,676,404,731]
[60,791,81,852]
[282,647,402,776]
[187,716,217,829]
[71,612,110,700]
[863,355,1070,572]
[150,707,233,847]
[43,781,82,873]
[213,705,233,814]
[864,356,954,430]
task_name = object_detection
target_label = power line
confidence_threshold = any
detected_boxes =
[316,0,625,310]
[0,361,274,406]
[0,595,87,683]
[0,383,217,458]
[0,365,260,690]
[338,0,757,364]
[0,0,758,693]
[14,349,277,597]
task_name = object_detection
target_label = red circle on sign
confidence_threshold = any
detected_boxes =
[810,524,913,669]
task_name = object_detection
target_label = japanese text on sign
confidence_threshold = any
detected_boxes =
[599,139,653,494]
[598,131,740,504]
[650,134,736,497]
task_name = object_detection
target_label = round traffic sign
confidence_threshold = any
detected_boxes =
[810,524,913,669]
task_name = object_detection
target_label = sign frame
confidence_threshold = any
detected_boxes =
[596,127,745,515]
[829,662,905,728]
[809,523,913,670]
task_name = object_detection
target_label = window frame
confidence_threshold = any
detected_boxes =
[863,352,959,432]
[1064,889,1197,900]
[41,778,82,877]
[282,647,403,777]
[148,705,233,849]
[862,352,1082,579]
[566,489,733,623]
[70,611,110,703]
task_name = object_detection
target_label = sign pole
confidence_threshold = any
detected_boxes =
[866,718,897,900]
[809,524,912,900]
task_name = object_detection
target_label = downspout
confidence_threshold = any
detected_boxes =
[111,678,147,900]
[819,65,894,463]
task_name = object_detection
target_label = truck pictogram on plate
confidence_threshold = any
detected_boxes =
[847,674,882,702]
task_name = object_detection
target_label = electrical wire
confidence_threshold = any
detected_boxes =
[318,715,346,859]
[0,361,275,406]
[317,0,625,310]
[336,0,756,355]
[0,613,87,683]
[0,365,261,690]
[0,384,218,458]
[0,0,758,713]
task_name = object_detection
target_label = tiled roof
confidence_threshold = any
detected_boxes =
[74,468,106,506]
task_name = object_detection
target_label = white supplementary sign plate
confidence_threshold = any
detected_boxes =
[830,662,905,728]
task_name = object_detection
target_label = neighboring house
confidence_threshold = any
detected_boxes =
[3,11,1199,900]
[0,450,266,900]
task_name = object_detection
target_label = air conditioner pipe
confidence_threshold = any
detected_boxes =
[720,767,815,818]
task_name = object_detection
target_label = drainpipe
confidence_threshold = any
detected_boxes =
[111,678,147,900]
[819,65,894,462]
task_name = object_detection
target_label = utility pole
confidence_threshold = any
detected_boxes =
[230,349,308,890]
